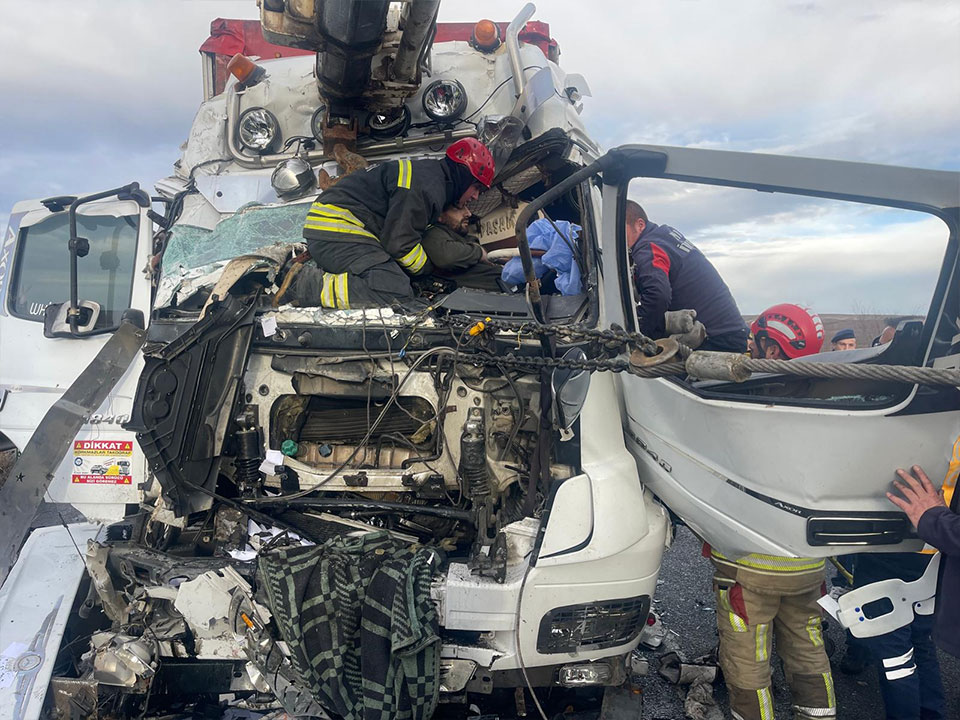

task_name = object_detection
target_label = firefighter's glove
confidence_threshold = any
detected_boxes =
[664,309,706,349]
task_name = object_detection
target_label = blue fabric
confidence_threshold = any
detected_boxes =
[500,219,582,295]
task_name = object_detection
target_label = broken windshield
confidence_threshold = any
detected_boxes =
[158,202,308,307]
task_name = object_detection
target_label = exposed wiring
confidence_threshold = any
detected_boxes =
[515,558,550,720]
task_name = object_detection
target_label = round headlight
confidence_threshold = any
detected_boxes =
[238,107,280,153]
[422,79,467,122]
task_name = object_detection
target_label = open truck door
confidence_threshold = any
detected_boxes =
[596,145,960,559]
[0,185,153,522]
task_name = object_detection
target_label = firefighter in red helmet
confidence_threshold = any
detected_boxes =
[750,303,825,359]
[711,302,835,720]
[275,138,494,308]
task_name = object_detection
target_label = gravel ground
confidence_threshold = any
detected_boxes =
[638,525,960,719]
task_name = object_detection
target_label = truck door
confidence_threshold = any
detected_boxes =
[599,145,960,559]
[0,186,153,520]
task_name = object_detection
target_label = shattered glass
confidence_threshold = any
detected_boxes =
[157,202,309,307]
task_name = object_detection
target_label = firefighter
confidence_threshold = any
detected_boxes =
[712,303,835,720]
[274,138,494,308]
[419,205,504,292]
[626,200,749,352]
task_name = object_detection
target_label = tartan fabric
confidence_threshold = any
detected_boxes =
[257,531,441,720]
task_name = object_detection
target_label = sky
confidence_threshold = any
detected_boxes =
[1,0,958,314]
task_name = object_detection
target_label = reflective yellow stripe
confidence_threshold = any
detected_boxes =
[755,623,769,662]
[758,687,774,720]
[336,272,349,309]
[720,588,748,632]
[397,159,412,189]
[321,272,336,308]
[303,219,378,240]
[308,202,366,227]
[823,672,836,708]
[806,615,824,647]
[713,549,825,573]
[397,243,427,273]
[943,433,959,506]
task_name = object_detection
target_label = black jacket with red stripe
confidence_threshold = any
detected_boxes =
[630,222,747,339]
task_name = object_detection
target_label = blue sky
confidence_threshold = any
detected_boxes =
[1,0,957,314]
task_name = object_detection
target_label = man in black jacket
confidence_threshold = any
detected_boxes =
[275,138,494,308]
[626,200,748,352]
[420,205,503,292]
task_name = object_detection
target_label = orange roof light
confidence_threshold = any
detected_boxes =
[227,53,266,87]
[472,19,501,52]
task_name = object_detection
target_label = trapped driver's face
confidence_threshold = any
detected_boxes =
[761,338,784,359]
[439,206,471,233]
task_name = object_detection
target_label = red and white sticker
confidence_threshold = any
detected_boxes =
[72,440,133,485]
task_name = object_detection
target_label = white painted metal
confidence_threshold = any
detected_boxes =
[0,524,100,720]
[836,553,940,638]
[0,198,152,521]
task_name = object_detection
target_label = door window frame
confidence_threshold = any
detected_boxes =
[607,145,960,410]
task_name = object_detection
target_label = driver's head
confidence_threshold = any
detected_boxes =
[625,200,648,249]
[760,337,787,359]
[438,205,471,234]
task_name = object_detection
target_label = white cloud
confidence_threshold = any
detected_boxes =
[0,0,956,318]
[630,179,947,314]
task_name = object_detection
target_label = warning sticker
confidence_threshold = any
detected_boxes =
[72,440,133,485]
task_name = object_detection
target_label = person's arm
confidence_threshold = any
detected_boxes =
[631,241,672,337]
[917,506,960,555]
[421,227,484,271]
[887,465,960,553]
[380,160,437,276]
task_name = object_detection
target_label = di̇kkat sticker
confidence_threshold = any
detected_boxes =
[72,440,133,485]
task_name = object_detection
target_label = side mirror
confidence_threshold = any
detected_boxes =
[551,347,591,431]
[43,300,101,338]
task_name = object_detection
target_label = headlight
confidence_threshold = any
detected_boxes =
[422,79,467,121]
[537,596,651,654]
[238,107,280,153]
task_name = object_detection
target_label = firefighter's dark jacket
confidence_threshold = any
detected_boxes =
[630,222,747,339]
[303,158,465,276]
[421,223,484,271]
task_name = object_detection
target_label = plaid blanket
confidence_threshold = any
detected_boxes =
[257,531,441,720]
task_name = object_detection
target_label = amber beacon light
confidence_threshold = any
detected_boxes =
[471,20,501,52]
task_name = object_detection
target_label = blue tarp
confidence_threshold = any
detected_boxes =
[500,218,583,295]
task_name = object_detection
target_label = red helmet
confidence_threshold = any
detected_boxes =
[445,138,495,187]
[750,303,824,359]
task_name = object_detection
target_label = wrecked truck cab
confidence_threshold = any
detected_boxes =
[112,124,668,712]
[0,7,669,716]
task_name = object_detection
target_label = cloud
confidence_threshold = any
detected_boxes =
[630,179,947,314]
[1,0,956,320]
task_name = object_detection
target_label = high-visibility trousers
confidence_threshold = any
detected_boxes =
[714,564,835,720]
